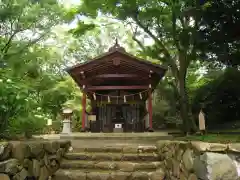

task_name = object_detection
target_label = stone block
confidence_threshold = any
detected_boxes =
[53,170,86,180]
[43,141,60,154]
[228,144,240,153]
[134,162,157,170]
[0,159,21,176]
[0,142,12,161]
[193,152,238,180]
[149,168,165,180]
[12,143,31,162]
[111,172,131,180]
[32,159,40,177]
[0,173,10,180]
[13,168,28,180]
[172,159,180,177]
[122,147,138,153]
[95,161,117,170]
[39,166,50,180]
[28,142,44,158]
[130,172,149,180]
[182,148,194,171]
[188,173,198,180]
[117,162,136,172]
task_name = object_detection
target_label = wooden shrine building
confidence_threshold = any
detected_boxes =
[66,41,167,132]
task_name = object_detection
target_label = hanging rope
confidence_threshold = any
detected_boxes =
[85,89,149,98]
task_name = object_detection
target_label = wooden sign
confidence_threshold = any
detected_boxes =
[115,123,122,128]
[47,119,52,126]
[198,110,206,130]
[88,115,96,121]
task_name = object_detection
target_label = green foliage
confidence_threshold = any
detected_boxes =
[0,70,49,138]
[0,0,65,63]
[152,74,181,129]
[198,0,240,66]
[0,0,74,138]
[192,68,240,129]
[69,21,96,37]
[8,115,47,139]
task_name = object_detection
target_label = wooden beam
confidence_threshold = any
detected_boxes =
[80,74,148,84]
[96,74,140,78]
[148,90,153,129]
[81,93,86,130]
[86,85,149,91]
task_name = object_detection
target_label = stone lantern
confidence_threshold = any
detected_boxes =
[61,108,73,134]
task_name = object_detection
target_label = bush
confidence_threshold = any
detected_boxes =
[192,68,240,129]
[51,118,62,133]
[8,116,47,139]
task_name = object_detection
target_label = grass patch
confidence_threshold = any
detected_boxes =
[175,134,240,143]
[209,129,240,133]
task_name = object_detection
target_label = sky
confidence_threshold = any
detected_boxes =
[59,0,80,9]
[57,0,154,46]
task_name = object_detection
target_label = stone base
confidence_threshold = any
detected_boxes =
[61,120,71,134]
[146,127,154,132]
[80,128,86,132]
[113,128,123,133]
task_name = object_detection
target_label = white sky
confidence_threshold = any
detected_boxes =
[59,0,81,8]
[57,0,154,46]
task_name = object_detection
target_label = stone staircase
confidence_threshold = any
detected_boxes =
[53,144,165,180]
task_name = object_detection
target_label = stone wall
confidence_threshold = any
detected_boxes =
[0,140,71,180]
[156,140,240,180]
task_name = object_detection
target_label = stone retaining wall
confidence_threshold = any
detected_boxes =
[0,140,71,180]
[156,140,240,180]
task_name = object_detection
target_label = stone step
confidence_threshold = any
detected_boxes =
[60,160,163,172]
[53,169,164,180]
[64,152,160,161]
[71,145,158,154]
[57,132,171,141]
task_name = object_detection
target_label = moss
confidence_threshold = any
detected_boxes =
[175,134,240,143]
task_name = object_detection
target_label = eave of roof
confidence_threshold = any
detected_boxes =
[65,49,168,75]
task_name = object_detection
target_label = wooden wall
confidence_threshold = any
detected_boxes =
[89,103,145,132]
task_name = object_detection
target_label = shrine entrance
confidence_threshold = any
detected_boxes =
[98,103,143,133]
[66,40,167,132]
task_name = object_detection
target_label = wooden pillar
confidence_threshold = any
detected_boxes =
[148,90,153,129]
[81,93,86,130]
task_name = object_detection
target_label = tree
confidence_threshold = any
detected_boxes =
[0,0,65,64]
[198,0,240,67]
[0,0,69,137]
[67,0,205,133]
[192,68,240,129]
[0,44,67,137]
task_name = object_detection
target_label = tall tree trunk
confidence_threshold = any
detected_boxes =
[178,53,197,134]
[178,70,190,133]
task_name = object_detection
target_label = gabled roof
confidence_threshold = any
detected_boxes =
[66,41,167,92]
[66,41,167,76]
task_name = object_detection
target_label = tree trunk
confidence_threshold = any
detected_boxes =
[178,71,190,133]
[178,53,197,134]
